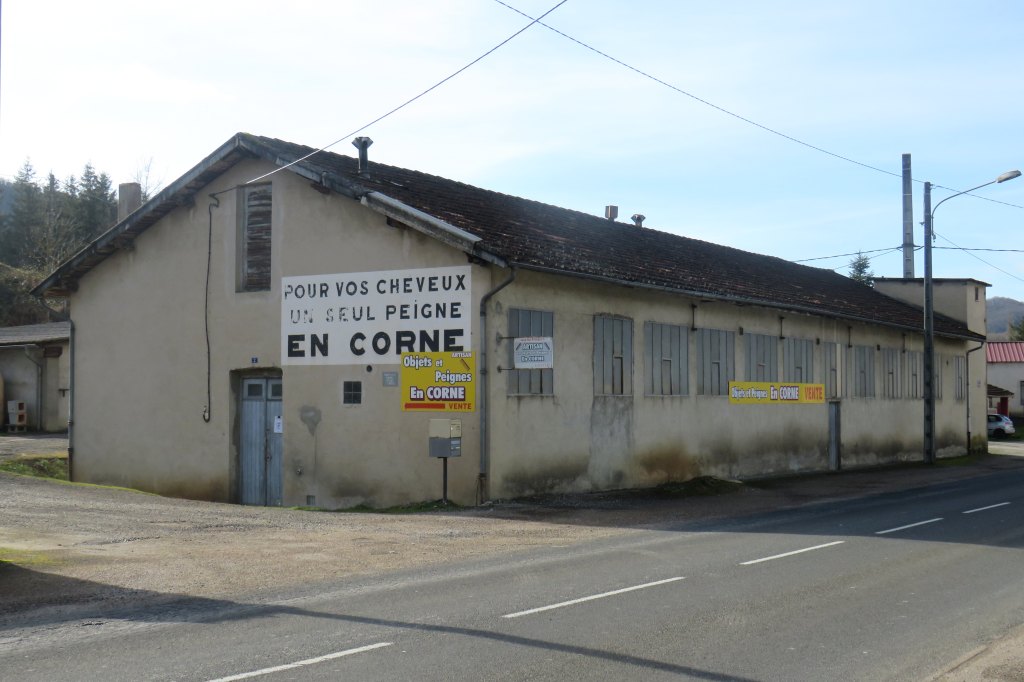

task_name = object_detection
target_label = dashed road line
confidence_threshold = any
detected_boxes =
[502,577,685,618]
[963,502,1010,514]
[739,540,845,565]
[206,642,393,682]
[875,518,943,535]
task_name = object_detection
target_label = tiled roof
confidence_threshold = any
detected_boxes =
[35,133,981,341]
[987,342,1024,363]
[253,136,976,339]
[0,322,70,346]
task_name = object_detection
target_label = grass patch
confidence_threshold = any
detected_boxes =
[0,547,58,567]
[0,455,68,480]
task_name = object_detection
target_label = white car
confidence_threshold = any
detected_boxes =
[987,414,1016,438]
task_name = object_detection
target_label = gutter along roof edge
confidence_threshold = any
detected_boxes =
[511,262,985,343]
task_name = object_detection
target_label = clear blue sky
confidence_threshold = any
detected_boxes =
[3,1,1022,300]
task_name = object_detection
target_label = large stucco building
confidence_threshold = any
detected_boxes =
[34,134,988,508]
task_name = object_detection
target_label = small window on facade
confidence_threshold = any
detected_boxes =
[270,382,283,399]
[507,308,554,395]
[696,328,735,396]
[783,338,813,383]
[850,345,876,398]
[746,333,778,382]
[238,184,272,292]
[954,355,966,401]
[246,383,263,398]
[882,348,901,398]
[644,322,688,396]
[343,381,362,405]
[594,316,633,395]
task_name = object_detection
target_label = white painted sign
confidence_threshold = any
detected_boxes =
[513,336,554,369]
[273,416,283,433]
[281,266,472,365]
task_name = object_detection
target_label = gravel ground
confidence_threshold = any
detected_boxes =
[3,434,1024,678]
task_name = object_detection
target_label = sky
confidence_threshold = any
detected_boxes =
[2,1,1023,300]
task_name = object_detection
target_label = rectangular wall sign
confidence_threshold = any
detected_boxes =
[281,266,471,366]
[513,336,554,369]
[728,382,826,405]
[401,351,476,412]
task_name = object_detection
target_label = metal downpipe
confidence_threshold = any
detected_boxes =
[478,266,516,504]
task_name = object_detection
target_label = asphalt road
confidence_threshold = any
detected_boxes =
[3,467,1023,681]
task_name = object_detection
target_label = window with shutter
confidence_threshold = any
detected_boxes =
[238,184,272,292]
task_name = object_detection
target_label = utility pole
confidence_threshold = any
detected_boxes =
[922,182,935,464]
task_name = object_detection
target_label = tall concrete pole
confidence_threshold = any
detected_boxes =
[902,154,915,278]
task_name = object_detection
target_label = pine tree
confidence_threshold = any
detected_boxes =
[4,160,45,267]
[73,163,116,244]
[848,252,875,287]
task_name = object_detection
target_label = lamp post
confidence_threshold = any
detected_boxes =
[922,169,1021,464]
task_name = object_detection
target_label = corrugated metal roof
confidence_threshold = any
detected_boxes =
[34,133,983,342]
[0,322,70,346]
[987,342,1024,363]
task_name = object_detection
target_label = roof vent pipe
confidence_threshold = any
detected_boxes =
[604,205,618,221]
[631,213,645,227]
[352,137,373,177]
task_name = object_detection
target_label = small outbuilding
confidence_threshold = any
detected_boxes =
[0,322,71,432]
[987,342,1024,418]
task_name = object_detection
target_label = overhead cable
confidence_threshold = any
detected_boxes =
[247,0,570,185]
[493,1,1024,211]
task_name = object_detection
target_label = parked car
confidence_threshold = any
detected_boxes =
[987,414,1016,438]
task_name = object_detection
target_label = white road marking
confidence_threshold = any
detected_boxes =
[502,577,685,619]
[963,502,1011,514]
[739,540,845,566]
[875,518,943,535]
[206,642,393,682]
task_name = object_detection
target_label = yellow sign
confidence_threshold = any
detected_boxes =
[401,351,476,412]
[728,382,826,405]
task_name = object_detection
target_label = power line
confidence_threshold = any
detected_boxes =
[247,0,570,185]
[933,246,1024,253]
[933,232,1024,284]
[493,1,1024,211]
[794,246,904,263]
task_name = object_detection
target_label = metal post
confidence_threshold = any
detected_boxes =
[442,457,449,505]
[923,182,936,464]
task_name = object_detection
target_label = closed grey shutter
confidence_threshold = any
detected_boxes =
[242,185,272,291]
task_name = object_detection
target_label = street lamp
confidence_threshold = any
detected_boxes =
[922,169,1021,463]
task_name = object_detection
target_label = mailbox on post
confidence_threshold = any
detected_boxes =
[429,419,462,458]
[429,419,461,504]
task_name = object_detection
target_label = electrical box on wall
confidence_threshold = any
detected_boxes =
[428,418,462,458]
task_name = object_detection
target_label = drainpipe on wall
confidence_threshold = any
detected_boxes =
[478,266,516,505]
[68,319,75,481]
[966,342,984,452]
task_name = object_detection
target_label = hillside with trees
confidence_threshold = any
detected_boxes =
[988,296,1024,340]
[0,161,118,325]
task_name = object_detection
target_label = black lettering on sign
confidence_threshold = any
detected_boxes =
[287,334,305,357]
[311,334,328,357]
[350,333,366,356]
